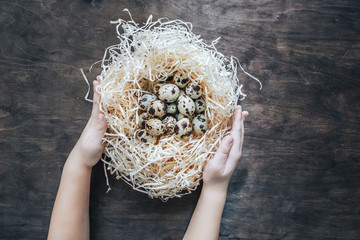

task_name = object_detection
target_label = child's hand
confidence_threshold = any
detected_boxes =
[202,105,248,192]
[76,76,107,168]
[48,76,107,240]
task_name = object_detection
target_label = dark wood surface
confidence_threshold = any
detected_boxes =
[1,0,359,239]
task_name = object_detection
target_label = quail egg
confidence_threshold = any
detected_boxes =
[174,72,190,88]
[158,84,180,103]
[166,102,177,114]
[177,94,195,117]
[145,118,165,136]
[136,129,157,144]
[185,82,203,99]
[139,112,150,128]
[153,83,166,95]
[147,100,167,118]
[174,118,193,140]
[139,93,157,111]
[162,115,177,134]
[195,98,206,114]
[192,114,208,135]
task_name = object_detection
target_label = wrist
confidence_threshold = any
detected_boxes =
[202,182,229,197]
[67,144,94,171]
[75,136,103,167]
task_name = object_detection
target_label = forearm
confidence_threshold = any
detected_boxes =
[183,184,227,240]
[48,144,92,240]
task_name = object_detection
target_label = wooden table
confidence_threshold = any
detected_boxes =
[1,0,359,239]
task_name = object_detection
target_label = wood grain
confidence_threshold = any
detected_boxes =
[0,0,359,239]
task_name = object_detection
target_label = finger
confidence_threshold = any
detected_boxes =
[92,80,101,116]
[230,105,243,150]
[211,135,234,166]
[239,111,248,149]
[96,113,107,133]
[232,106,246,150]
[225,130,243,174]
[225,107,246,173]
[231,105,243,132]
[243,111,249,122]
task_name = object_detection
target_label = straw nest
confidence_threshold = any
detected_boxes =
[86,10,256,201]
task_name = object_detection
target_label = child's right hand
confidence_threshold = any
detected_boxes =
[202,105,248,193]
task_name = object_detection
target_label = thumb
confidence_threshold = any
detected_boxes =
[95,113,107,133]
[212,135,234,166]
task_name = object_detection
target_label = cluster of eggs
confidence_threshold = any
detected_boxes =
[136,72,209,143]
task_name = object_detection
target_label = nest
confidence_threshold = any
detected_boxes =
[85,10,259,201]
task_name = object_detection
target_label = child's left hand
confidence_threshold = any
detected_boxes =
[76,76,108,168]
[48,77,107,239]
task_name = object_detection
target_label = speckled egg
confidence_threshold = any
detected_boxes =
[195,98,206,114]
[153,83,166,95]
[158,84,180,103]
[139,93,157,111]
[192,114,208,135]
[174,72,190,88]
[147,100,167,118]
[139,112,150,128]
[166,102,177,114]
[162,116,177,134]
[185,82,203,99]
[136,129,157,144]
[145,118,165,136]
[174,118,193,140]
[177,94,195,117]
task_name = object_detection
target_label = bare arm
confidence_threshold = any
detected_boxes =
[48,77,107,240]
[183,105,248,240]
